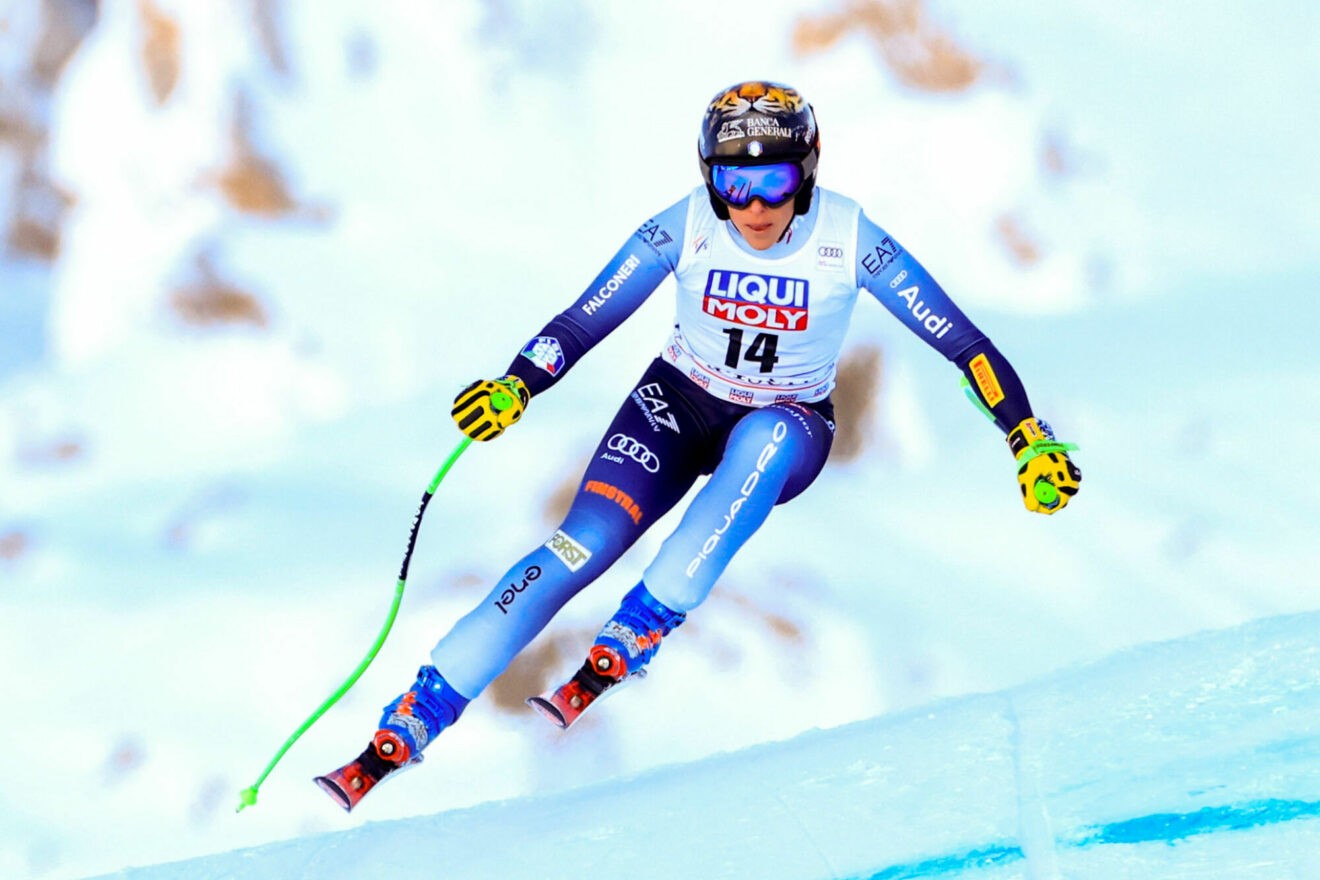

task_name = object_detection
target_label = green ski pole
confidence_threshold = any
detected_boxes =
[235,385,522,811]
[236,435,472,812]
[237,383,523,811]
[234,374,522,812]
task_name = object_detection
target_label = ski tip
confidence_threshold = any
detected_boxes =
[313,775,355,813]
[525,695,569,729]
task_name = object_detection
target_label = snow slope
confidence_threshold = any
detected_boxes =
[87,611,1320,880]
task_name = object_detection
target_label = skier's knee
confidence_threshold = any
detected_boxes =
[725,409,796,475]
[552,506,631,573]
[728,404,830,503]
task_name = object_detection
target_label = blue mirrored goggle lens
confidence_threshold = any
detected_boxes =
[710,162,803,208]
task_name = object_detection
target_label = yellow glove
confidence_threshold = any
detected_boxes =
[451,375,530,441]
[1007,417,1081,514]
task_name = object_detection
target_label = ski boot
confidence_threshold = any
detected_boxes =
[315,665,468,811]
[372,664,469,764]
[528,584,685,729]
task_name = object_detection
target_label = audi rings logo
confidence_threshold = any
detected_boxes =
[607,434,660,472]
[816,243,845,270]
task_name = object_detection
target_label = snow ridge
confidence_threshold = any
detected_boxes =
[90,612,1320,880]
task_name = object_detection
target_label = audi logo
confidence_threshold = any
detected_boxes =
[817,246,844,259]
[607,434,660,472]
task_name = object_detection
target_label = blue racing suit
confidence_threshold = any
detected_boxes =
[429,186,1033,699]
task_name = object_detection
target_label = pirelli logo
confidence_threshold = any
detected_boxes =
[969,354,1005,408]
[545,529,592,572]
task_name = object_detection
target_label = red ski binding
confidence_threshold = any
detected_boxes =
[314,744,422,812]
[527,647,643,730]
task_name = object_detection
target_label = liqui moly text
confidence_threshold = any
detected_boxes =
[702,270,809,331]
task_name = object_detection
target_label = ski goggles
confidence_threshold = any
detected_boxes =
[709,162,804,208]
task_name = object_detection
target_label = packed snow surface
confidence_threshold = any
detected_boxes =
[90,612,1320,879]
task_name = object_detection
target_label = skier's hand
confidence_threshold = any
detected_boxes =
[451,375,530,441]
[1007,417,1081,514]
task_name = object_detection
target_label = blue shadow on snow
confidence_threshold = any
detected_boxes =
[852,798,1320,879]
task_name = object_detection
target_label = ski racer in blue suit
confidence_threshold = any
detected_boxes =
[360,81,1082,781]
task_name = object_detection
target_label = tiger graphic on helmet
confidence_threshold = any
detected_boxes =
[706,81,805,118]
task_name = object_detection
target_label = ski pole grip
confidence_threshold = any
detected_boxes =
[489,376,524,413]
[1033,478,1059,507]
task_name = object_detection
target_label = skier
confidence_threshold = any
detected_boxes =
[316,80,1081,809]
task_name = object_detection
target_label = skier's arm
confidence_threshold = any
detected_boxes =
[855,212,1031,433]
[451,200,685,442]
[855,212,1081,512]
[501,198,687,398]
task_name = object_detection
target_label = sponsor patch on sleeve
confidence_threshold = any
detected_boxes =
[520,336,565,375]
[635,219,674,249]
[862,236,903,275]
[969,353,1005,408]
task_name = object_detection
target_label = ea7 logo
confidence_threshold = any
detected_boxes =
[703,270,810,331]
[862,237,903,275]
[636,220,673,248]
[633,381,680,433]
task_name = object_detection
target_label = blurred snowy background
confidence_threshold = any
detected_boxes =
[0,1,1316,878]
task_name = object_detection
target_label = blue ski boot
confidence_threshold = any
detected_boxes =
[590,583,687,681]
[528,583,686,729]
[373,665,469,764]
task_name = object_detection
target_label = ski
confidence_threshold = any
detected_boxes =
[527,659,645,730]
[314,744,422,812]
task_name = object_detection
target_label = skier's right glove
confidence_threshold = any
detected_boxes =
[451,375,530,441]
[1007,417,1081,514]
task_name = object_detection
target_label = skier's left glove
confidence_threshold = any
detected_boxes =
[451,375,530,441]
[1007,417,1081,514]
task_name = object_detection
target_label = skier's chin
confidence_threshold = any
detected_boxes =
[728,202,794,250]
[734,220,789,250]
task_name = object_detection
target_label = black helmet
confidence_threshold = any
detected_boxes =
[698,81,820,220]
